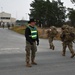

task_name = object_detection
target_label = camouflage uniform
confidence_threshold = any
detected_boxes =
[60,25,75,58]
[47,26,58,50]
[25,41,37,65]
[25,19,39,67]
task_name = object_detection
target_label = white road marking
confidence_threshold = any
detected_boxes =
[0,48,20,50]
[0,48,25,54]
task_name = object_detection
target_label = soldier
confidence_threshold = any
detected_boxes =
[25,19,39,67]
[60,25,75,58]
[7,23,10,29]
[2,24,4,29]
[47,26,58,50]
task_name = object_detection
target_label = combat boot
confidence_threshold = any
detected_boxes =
[31,60,37,65]
[71,54,75,58]
[62,53,65,56]
[26,63,32,67]
[52,46,55,50]
[62,52,65,56]
[31,61,37,65]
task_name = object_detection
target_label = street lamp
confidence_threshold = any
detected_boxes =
[1,7,3,26]
[25,13,28,20]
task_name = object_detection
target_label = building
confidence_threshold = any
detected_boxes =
[16,20,28,26]
[0,12,16,26]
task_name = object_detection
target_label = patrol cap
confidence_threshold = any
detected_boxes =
[28,19,36,23]
[61,25,69,30]
[50,26,56,29]
[69,26,74,32]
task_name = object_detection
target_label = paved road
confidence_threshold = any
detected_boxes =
[0,28,75,75]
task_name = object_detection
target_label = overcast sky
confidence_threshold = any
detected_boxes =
[0,0,75,20]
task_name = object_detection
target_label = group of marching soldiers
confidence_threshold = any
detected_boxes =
[47,25,75,58]
[25,18,75,67]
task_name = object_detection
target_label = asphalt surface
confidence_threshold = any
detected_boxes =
[0,28,75,75]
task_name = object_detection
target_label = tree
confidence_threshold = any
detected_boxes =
[29,0,66,27]
[29,0,45,27]
[50,0,66,27]
[67,8,75,26]
[71,0,75,3]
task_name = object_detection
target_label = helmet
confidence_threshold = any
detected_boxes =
[61,25,69,30]
[50,26,56,30]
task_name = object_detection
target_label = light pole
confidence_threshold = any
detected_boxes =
[16,11,18,20]
[1,7,3,26]
[1,7,3,12]
[25,13,28,20]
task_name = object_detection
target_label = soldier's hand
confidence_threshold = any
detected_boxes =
[30,42,33,45]
[37,42,39,46]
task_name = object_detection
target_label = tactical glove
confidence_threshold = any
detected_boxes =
[30,42,33,45]
[37,42,39,46]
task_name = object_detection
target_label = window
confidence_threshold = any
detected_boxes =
[0,17,10,19]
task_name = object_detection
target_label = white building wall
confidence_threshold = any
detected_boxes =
[0,12,11,17]
[0,12,16,25]
[10,18,16,24]
[0,19,11,23]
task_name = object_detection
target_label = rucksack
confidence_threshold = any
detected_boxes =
[51,29,58,37]
[64,32,75,41]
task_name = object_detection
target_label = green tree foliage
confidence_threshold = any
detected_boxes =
[29,0,46,27]
[71,0,75,3]
[67,8,75,26]
[29,0,66,27]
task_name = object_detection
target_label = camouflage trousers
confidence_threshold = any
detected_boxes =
[25,41,37,63]
[62,41,75,55]
[48,37,55,50]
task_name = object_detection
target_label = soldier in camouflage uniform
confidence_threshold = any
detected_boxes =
[60,25,75,58]
[47,26,58,50]
[25,19,39,67]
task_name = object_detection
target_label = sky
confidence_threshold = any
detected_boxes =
[0,0,75,20]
